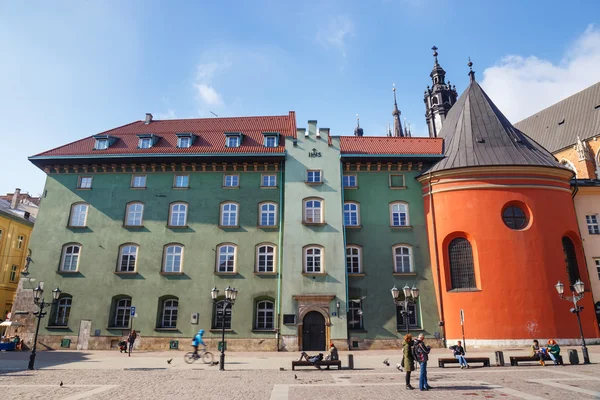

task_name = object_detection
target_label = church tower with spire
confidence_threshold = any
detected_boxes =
[392,84,404,137]
[424,46,458,138]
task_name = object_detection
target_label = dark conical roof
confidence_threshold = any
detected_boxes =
[428,80,564,173]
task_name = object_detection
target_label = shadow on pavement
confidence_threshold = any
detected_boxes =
[0,350,91,374]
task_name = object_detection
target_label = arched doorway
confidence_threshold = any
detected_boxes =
[302,311,326,351]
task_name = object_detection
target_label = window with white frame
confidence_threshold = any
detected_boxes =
[9,265,18,282]
[161,299,178,328]
[177,137,191,148]
[174,174,189,188]
[344,202,360,226]
[212,300,232,329]
[303,199,323,223]
[348,300,363,330]
[262,174,277,187]
[256,244,275,273]
[307,170,322,183]
[55,297,72,326]
[131,175,147,188]
[163,245,183,273]
[224,174,239,187]
[139,137,153,149]
[595,258,600,280]
[259,202,277,226]
[264,136,277,148]
[346,246,361,274]
[390,202,409,226]
[304,246,323,273]
[226,136,240,148]
[216,244,236,273]
[397,301,419,329]
[78,176,93,189]
[16,235,24,249]
[118,245,138,272]
[113,298,131,328]
[343,175,357,188]
[125,203,144,226]
[60,244,81,271]
[69,203,89,227]
[255,300,275,330]
[587,214,600,234]
[169,203,188,226]
[95,138,108,150]
[220,202,238,226]
[393,245,412,273]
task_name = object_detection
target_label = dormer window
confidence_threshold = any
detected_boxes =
[93,135,117,150]
[95,139,108,150]
[262,132,280,148]
[224,132,242,148]
[137,134,159,149]
[176,133,196,148]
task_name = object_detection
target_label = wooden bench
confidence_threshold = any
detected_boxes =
[509,355,563,366]
[291,360,342,370]
[438,357,491,368]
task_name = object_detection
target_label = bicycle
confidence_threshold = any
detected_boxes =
[184,348,214,364]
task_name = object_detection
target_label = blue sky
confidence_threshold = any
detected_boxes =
[1,0,600,195]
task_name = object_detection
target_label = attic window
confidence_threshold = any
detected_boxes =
[262,132,280,148]
[93,135,117,150]
[137,134,159,149]
[558,118,565,125]
[176,133,196,148]
[224,132,243,148]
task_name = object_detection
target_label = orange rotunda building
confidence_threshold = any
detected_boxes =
[418,65,600,345]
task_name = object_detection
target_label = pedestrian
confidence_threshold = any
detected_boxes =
[546,339,561,365]
[413,333,432,391]
[530,339,545,366]
[127,329,137,356]
[402,333,415,390]
[449,340,469,369]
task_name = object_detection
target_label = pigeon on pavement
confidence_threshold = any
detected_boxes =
[60,381,63,387]
[383,358,390,366]
[167,359,173,364]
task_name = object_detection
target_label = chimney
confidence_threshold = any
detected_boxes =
[10,188,21,209]
[145,113,153,124]
[307,120,317,137]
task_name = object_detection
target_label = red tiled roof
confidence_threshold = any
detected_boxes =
[33,112,296,157]
[339,136,444,155]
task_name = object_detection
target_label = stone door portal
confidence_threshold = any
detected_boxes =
[302,311,326,351]
[77,320,91,350]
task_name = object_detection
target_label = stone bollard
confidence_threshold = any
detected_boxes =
[495,351,505,366]
[568,349,579,365]
[348,354,354,370]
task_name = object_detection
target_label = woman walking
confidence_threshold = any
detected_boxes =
[402,333,415,390]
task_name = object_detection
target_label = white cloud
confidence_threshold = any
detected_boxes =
[194,83,223,106]
[156,109,177,120]
[316,16,354,57]
[481,25,600,122]
[193,60,231,111]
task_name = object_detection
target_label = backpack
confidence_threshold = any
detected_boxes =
[413,342,426,362]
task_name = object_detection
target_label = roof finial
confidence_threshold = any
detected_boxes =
[356,113,360,127]
[432,46,439,64]
[468,57,476,82]
[354,113,364,136]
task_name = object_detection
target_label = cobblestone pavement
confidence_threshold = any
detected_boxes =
[1,347,599,399]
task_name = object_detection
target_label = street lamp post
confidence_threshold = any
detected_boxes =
[28,285,61,370]
[391,284,419,334]
[555,279,590,364]
[211,286,238,371]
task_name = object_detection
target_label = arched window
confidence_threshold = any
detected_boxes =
[344,202,360,226]
[259,202,277,227]
[256,244,276,273]
[255,300,275,330]
[346,245,362,274]
[216,244,237,273]
[125,202,144,226]
[393,245,412,273]
[220,202,239,227]
[303,198,323,224]
[390,202,409,227]
[163,244,184,273]
[169,202,188,227]
[432,96,439,105]
[69,203,89,227]
[212,300,232,329]
[304,245,323,273]
[161,298,179,328]
[448,238,476,289]
[562,236,580,285]
[396,300,419,330]
[348,300,363,330]
[118,244,138,272]
[60,244,81,271]
[54,296,72,326]
[112,297,132,328]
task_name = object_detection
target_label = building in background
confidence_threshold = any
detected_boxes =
[0,189,41,219]
[0,190,35,320]
[515,82,600,325]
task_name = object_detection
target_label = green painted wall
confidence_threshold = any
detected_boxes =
[344,169,440,340]
[29,170,281,340]
[281,122,347,342]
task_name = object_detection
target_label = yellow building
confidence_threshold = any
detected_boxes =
[0,193,34,321]
[515,82,600,326]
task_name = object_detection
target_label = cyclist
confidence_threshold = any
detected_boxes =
[192,329,205,357]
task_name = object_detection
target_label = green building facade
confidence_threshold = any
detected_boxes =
[14,113,445,351]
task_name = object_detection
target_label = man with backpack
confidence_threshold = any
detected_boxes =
[413,333,432,391]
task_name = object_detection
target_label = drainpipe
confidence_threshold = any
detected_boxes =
[339,157,350,350]
[276,161,284,351]
[428,170,446,347]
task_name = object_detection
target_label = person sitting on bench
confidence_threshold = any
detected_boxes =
[325,343,339,361]
[546,339,561,365]
[449,341,469,369]
[298,352,324,368]
[530,340,546,366]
